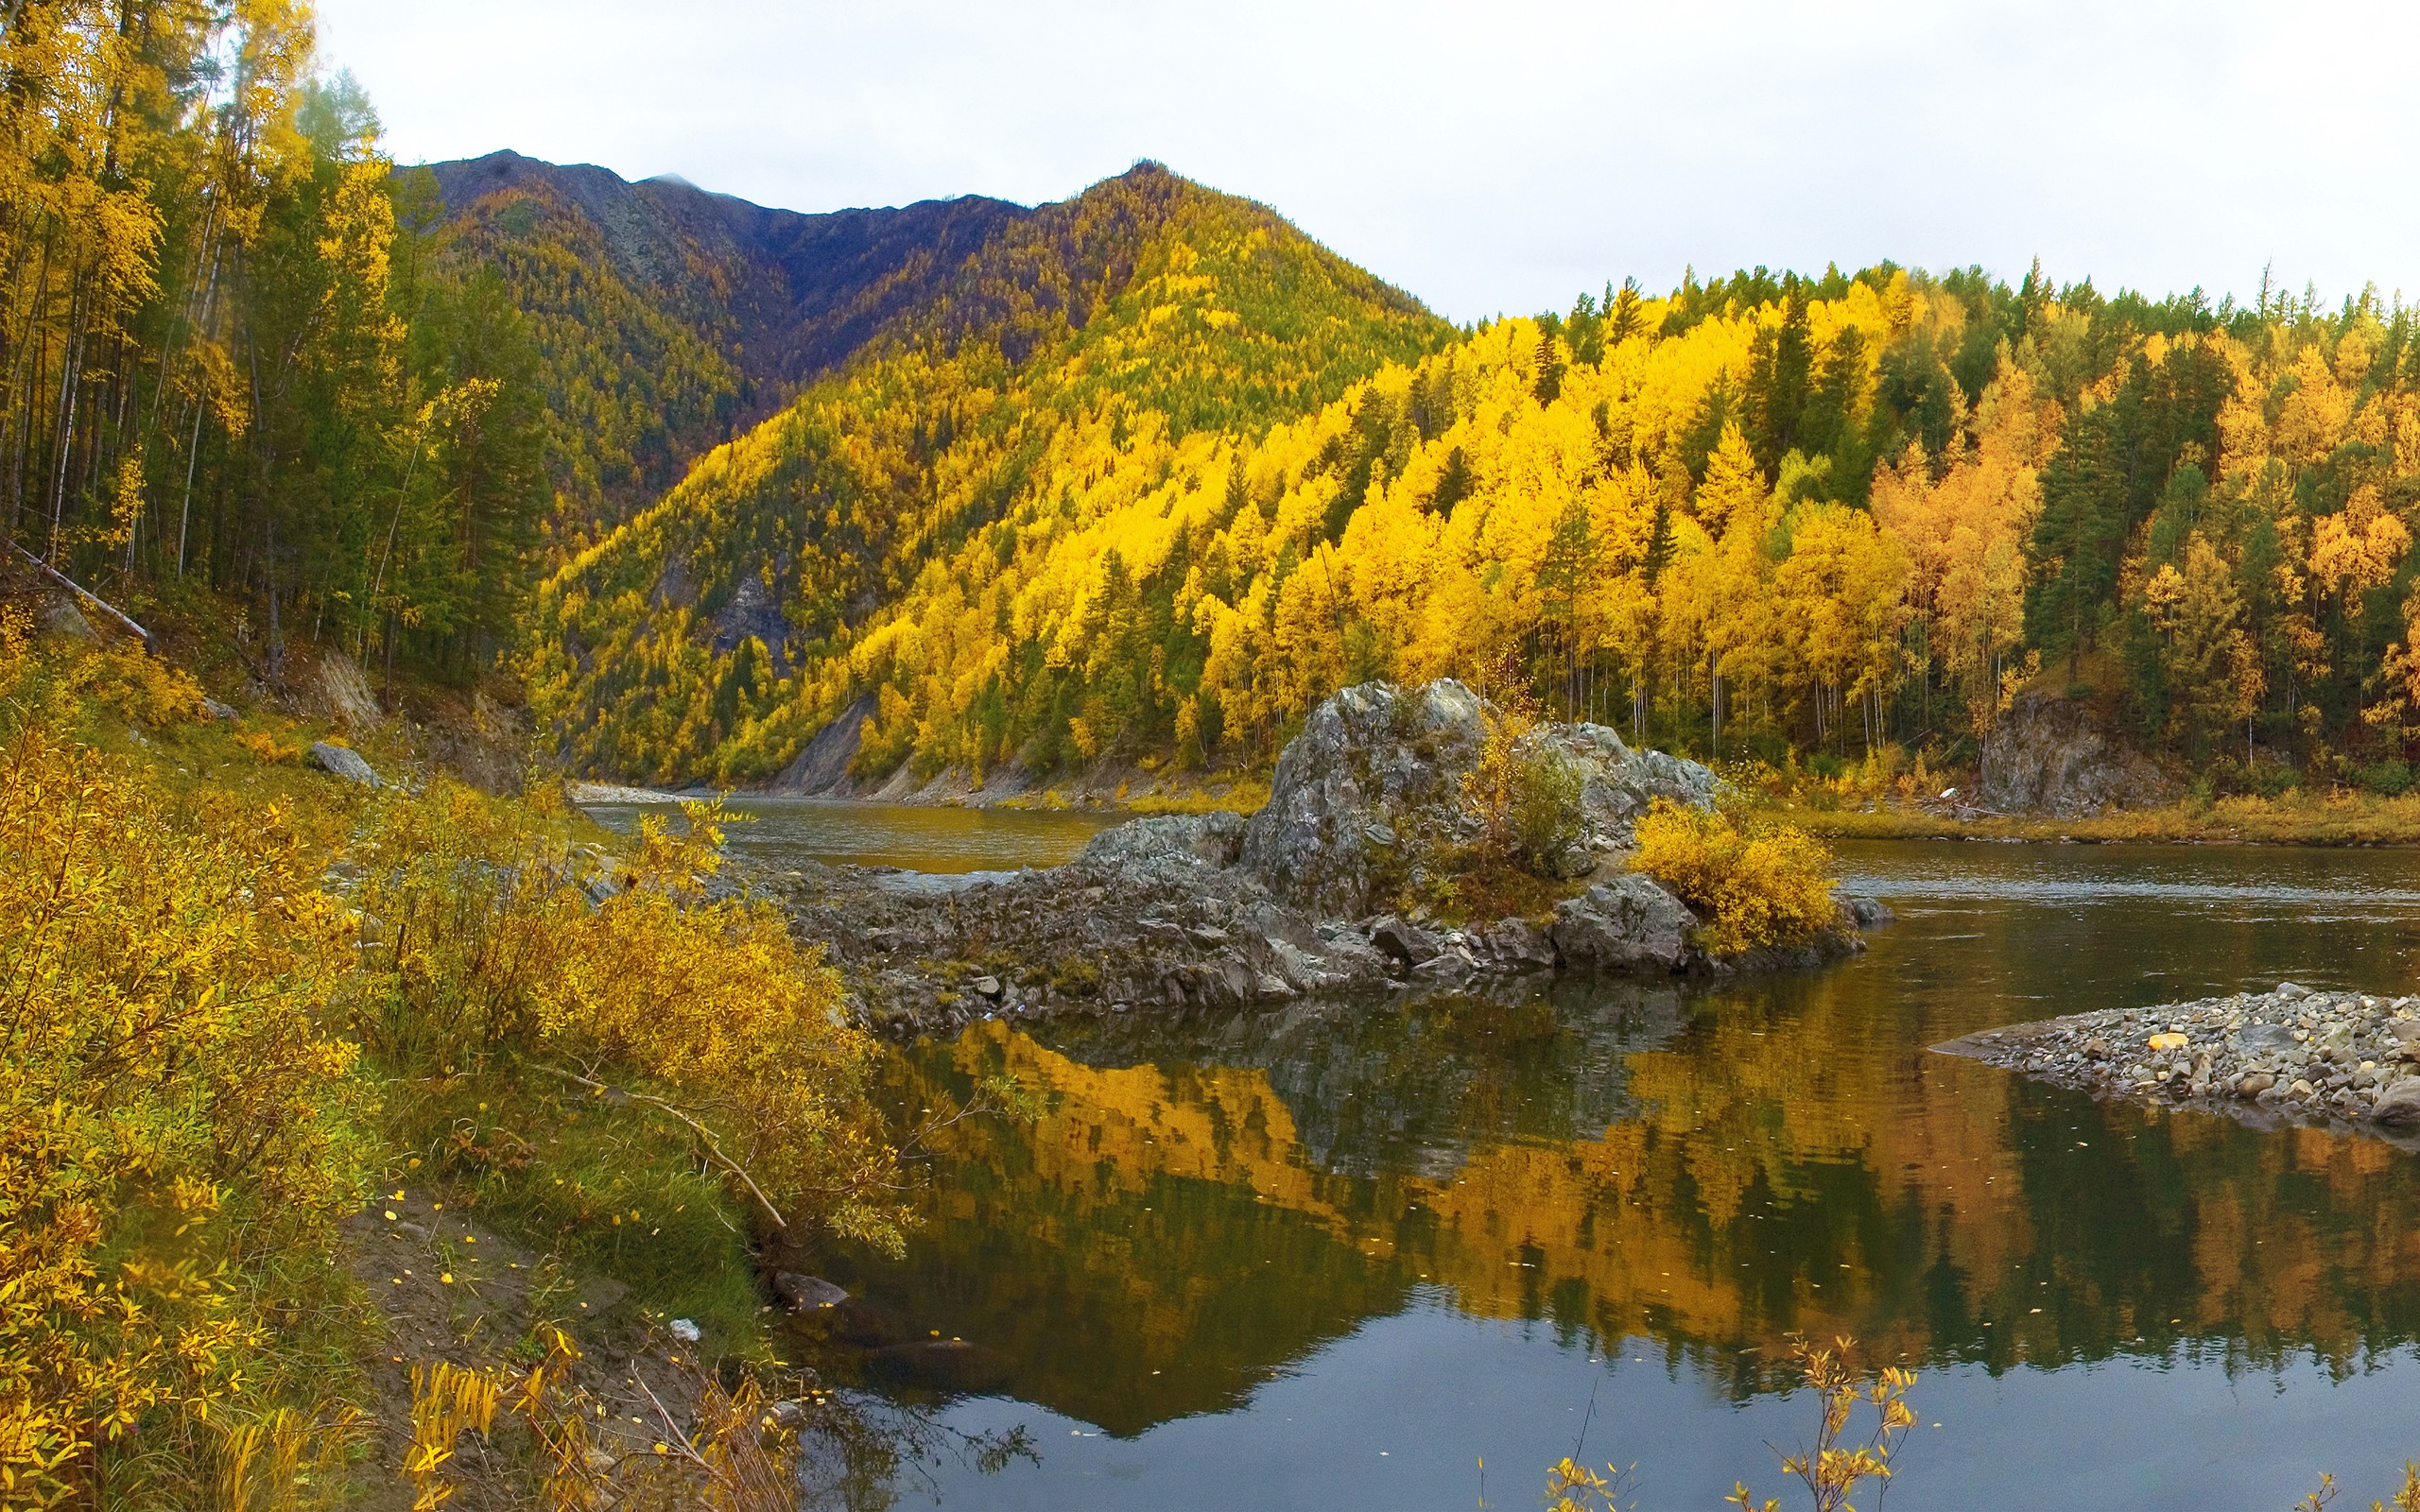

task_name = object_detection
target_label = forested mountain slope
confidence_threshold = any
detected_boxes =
[424,150,1027,537]
[525,162,1457,781]
[531,249,2420,797]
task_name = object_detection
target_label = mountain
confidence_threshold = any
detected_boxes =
[521,161,1457,782]
[423,149,1028,534]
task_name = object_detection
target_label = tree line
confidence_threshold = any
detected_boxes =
[0,0,548,687]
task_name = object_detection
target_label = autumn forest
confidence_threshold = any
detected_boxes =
[8,4,2417,801]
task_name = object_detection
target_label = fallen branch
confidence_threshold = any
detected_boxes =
[12,542,153,650]
[530,1063,788,1229]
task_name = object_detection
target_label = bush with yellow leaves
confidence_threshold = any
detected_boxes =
[64,640,206,727]
[0,610,372,1506]
[1629,799,1841,955]
[353,782,907,1250]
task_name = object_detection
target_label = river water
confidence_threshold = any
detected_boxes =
[618,805,2420,1509]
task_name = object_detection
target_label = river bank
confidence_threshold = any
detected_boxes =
[1941,983,2420,1136]
[1783,789,2420,847]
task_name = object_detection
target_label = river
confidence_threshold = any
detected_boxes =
[595,802,2420,1508]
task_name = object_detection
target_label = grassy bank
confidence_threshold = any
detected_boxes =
[1776,790,2420,846]
[0,595,912,1509]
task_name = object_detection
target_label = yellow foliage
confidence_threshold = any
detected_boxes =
[1630,799,1839,954]
[354,783,906,1248]
[65,641,205,726]
[0,637,368,1503]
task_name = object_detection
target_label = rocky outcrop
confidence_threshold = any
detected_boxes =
[1978,693,2178,816]
[773,679,1875,1036]
[1237,679,1718,919]
[1549,875,1696,973]
[772,693,874,797]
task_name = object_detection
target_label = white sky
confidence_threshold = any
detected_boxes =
[316,0,2420,325]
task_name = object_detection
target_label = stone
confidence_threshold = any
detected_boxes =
[2390,1021,2420,1049]
[2277,982,2312,1001]
[668,1318,701,1344]
[1237,679,1716,920]
[307,741,381,787]
[1838,894,1894,929]
[2146,1032,2189,1052]
[1549,875,1695,973]
[1367,915,1443,969]
[2236,1023,2297,1055]
[1976,691,2179,816]
[199,695,235,721]
[773,1272,849,1312]
[1079,812,1246,872]
[2237,1073,2275,1097]
[1482,917,1558,972]
[2371,1076,2420,1127]
[969,975,1003,999]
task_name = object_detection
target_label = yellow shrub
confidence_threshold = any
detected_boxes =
[354,784,906,1249]
[1630,799,1840,954]
[0,696,368,1503]
[234,729,304,764]
[67,642,206,726]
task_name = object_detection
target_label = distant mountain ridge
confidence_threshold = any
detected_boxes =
[429,150,1027,394]
[424,149,1031,531]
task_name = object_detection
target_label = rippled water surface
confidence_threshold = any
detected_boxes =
[782,833,2420,1510]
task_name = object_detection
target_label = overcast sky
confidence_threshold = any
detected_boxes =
[317,0,2420,324]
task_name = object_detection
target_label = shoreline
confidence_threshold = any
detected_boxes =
[1940,983,2420,1141]
[1781,793,2420,848]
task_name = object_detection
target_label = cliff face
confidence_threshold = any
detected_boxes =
[1979,694,2180,816]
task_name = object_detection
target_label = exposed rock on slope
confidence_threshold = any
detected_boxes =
[1979,693,2178,816]
[773,680,1869,1035]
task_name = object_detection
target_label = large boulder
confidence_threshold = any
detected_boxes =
[1549,874,1696,972]
[1237,679,1717,920]
[1079,811,1246,872]
[308,741,382,788]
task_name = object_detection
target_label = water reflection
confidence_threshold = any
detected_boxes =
[804,841,2420,1508]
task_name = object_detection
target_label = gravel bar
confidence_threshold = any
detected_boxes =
[1939,982,2420,1132]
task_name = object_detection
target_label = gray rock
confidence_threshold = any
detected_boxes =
[2373,1076,2420,1127]
[1080,812,1246,871]
[1237,679,1716,920]
[307,741,381,787]
[2236,1023,2298,1055]
[1549,874,1695,973]
[1837,894,1894,929]
[199,695,235,721]
[1367,915,1443,969]
[1977,692,2180,816]
[1482,917,1558,972]
[2276,982,2312,1001]
[969,975,1003,1000]
[772,1272,849,1312]
[35,591,95,643]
